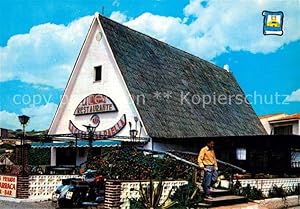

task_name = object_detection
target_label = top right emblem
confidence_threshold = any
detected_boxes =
[262,10,284,36]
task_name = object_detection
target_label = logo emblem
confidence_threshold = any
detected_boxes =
[262,11,284,36]
[91,114,100,127]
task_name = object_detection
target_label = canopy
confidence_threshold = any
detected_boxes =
[31,139,121,148]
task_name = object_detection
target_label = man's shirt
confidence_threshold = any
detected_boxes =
[198,145,218,170]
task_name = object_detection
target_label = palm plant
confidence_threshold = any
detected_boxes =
[170,181,203,208]
[131,179,177,209]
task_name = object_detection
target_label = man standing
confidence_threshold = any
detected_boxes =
[198,140,218,199]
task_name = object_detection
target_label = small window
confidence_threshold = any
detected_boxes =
[94,66,102,81]
[273,125,293,135]
[236,148,246,160]
[291,149,300,168]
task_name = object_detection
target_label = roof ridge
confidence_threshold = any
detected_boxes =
[98,14,227,73]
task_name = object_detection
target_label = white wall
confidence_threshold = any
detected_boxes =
[49,16,148,140]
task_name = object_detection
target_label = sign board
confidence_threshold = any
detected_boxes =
[74,94,117,116]
[0,175,17,197]
[69,114,126,139]
[70,94,126,138]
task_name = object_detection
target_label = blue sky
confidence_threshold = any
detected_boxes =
[0,0,299,131]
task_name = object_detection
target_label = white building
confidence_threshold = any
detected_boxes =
[259,113,300,135]
[45,13,266,167]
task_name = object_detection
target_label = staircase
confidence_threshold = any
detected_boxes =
[196,188,249,208]
[138,149,251,208]
[207,189,248,207]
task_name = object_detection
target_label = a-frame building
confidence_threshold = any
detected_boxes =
[47,13,266,166]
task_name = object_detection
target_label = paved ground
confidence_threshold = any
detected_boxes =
[212,202,267,209]
[0,200,104,209]
[0,200,57,209]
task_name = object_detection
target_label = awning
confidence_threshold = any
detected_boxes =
[31,140,121,148]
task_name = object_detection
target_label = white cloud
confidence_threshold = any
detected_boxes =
[110,11,128,23]
[123,12,190,49]
[286,89,300,102]
[0,111,19,130]
[0,103,58,131]
[1,1,299,89]
[0,16,92,88]
[111,0,300,60]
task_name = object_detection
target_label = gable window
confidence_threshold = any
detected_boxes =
[273,125,293,135]
[236,148,246,160]
[94,66,102,81]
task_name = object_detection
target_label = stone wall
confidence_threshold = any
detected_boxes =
[104,180,122,209]
[237,178,300,196]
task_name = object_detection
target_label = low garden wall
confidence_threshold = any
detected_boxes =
[104,180,188,209]
[236,178,300,196]
[28,175,81,200]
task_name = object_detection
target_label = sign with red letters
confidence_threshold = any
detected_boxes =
[0,175,17,197]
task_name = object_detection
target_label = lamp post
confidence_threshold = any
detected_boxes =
[18,115,30,176]
[129,117,139,142]
[83,124,96,163]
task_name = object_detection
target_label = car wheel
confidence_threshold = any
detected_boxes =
[72,192,83,207]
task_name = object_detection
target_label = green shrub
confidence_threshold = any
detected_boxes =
[129,179,177,209]
[286,184,300,196]
[243,184,264,200]
[170,181,203,208]
[87,147,193,180]
[268,184,287,199]
[29,148,51,165]
[231,180,242,195]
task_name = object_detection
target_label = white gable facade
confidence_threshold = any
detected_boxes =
[48,14,150,166]
[49,14,148,139]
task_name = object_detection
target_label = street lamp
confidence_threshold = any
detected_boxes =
[18,115,30,176]
[83,124,96,146]
[129,117,139,142]
[83,124,96,162]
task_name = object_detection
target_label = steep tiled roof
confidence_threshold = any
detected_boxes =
[99,15,266,138]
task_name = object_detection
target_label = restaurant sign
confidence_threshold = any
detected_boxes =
[0,175,17,197]
[69,94,126,138]
[74,94,117,116]
[69,114,126,139]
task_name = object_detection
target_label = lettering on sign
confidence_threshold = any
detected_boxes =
[74,94,118,115]
[0,175,17,197]
[69,114,126,139]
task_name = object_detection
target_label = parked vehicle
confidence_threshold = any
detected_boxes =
[52,170,105,208]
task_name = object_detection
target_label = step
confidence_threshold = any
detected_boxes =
[211,189,231,197]
[204,195,248,207]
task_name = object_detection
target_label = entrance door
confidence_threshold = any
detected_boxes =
[56,148,75,166]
